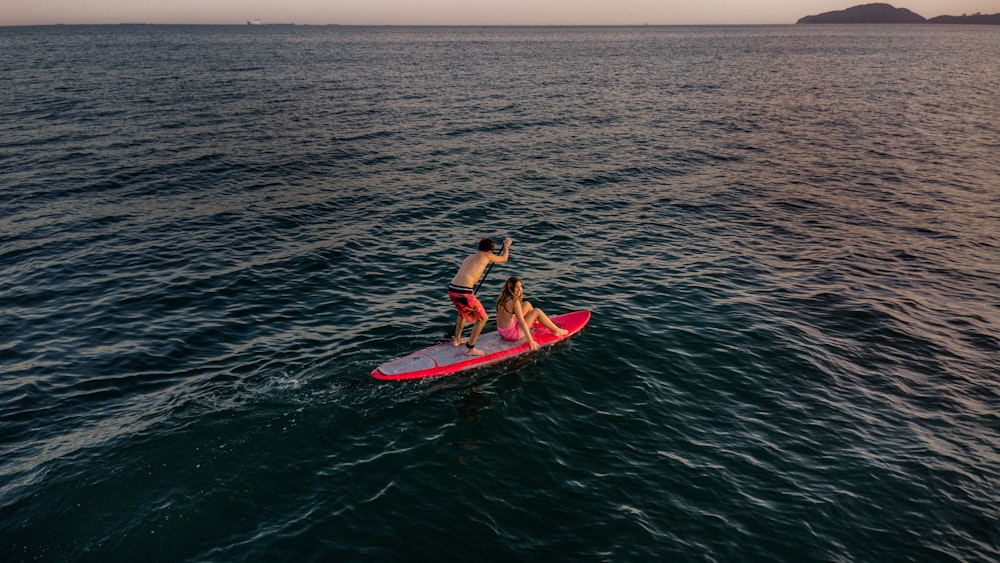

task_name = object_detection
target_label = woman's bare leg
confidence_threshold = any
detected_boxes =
[523,305,568,337]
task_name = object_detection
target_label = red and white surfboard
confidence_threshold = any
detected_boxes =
[371,310,591,381]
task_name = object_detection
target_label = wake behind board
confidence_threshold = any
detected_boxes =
[371,310,590,381]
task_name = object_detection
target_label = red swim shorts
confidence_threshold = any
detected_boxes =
[448,290,487,323]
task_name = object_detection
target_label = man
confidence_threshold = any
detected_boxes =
[448,237,512,355]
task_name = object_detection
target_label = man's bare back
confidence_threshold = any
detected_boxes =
[450,238,512,288]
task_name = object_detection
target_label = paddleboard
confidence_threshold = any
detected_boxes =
[371,310,590,381]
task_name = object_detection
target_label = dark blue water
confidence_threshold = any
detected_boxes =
[2,24,998,561]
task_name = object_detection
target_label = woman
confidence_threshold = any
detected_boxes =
[495,276,568,351]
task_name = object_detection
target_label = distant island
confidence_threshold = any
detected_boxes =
[246,19,296,26]
[926,13,1000,24]
[797,3,1000,24]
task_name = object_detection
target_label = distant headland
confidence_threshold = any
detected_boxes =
[797,3,1000,24]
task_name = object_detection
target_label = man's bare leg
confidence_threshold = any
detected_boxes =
[465,317,487,355]
[452,318,466,346]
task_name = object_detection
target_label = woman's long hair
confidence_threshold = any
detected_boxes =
[496,276,522,315]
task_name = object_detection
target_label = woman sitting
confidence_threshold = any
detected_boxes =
[495,276,568,351]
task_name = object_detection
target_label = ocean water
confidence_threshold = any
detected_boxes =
[1,24,998,561]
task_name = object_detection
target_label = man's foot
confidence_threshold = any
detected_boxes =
[452,337,468,347]
[465,344,485,356]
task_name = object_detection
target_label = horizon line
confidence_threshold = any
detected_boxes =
[3,22,805,27]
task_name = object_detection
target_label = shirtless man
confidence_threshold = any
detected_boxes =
[448,237,512,355]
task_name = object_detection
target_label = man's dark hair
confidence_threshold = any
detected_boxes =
[478,238,495,253]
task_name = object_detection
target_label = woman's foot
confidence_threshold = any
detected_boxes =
[553,328,569,337]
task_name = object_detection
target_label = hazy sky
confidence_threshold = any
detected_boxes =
[3,1,997,26]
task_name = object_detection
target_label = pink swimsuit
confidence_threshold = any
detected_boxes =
[497,321,522,341]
